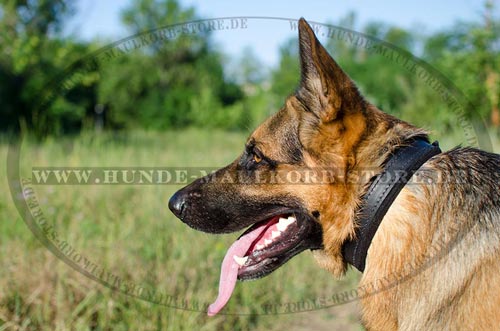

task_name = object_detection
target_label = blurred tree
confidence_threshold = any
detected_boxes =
[423,1,500,126]
[269,38,299,104]
[385,26,415,51]
[227,47,271,129]
[0,0,99,135]
[98,0,244,130]
[0,1,498,136]
[230,47,266,87]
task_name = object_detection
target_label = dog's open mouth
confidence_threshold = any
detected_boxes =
[207,212,323,316]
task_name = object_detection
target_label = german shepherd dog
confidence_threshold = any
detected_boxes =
[169,18,500,330]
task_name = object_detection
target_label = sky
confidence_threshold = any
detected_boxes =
[66,0,494,67]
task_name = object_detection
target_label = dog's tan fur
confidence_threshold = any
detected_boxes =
[172,18,500,330]
[360,180,500,330]
[248,19,500,330]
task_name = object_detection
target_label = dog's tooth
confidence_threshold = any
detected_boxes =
[277,220,292,231]
[277,217,295,231]
[264,239,272,246]
[278,217,288,223]
[255,244,264,250]
[287,215,296,222]
[233,255,248,266]
[271,231,281,239]
[277,222,287,232]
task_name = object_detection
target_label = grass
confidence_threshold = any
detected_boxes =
[0,129,364,331]
[1,127,498,331]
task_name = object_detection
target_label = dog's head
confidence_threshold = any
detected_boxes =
[169,18,422,314]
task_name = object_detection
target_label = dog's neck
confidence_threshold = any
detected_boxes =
[342,137,441,272]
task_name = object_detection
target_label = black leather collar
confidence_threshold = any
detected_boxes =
[342,137,441,272]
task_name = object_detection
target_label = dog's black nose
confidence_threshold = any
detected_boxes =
[169,190,186,219]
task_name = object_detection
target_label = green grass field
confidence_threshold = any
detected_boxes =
[1,128,498,331]
[0,129,364,331]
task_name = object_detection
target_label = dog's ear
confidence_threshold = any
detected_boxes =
[297,18,364,122]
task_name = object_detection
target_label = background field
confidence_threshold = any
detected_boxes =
[1,129,498,331]
[1,1,499,330]
[0,129,363,331]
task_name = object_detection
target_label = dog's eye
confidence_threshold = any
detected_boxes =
[251,148,266,165]
[240,144,271,170]
[253,153,262,163]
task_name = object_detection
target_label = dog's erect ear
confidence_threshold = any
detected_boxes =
[297,18,364,122]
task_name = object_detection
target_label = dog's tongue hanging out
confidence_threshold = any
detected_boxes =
[207,216,287,316]
[207,220,268,316]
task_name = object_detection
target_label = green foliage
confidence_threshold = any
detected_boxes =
[97,0,245,130]
[0,1,499,137]
[423,19,500,122]
[0,0,99,135]
[269,38,300,102]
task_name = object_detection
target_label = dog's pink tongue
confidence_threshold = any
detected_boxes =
[207,222,269,316]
